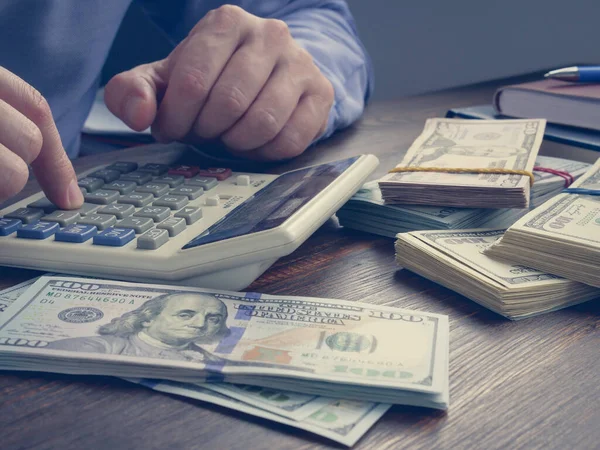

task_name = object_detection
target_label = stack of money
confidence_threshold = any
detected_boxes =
[0,276,449,407]
[394,229,599,319]
[486,159,600,288]
[379,118,546,208]
[337,156,591,238]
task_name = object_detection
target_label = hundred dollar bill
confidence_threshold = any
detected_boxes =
[486,158,600,287]
[395,228,599,319]
[129,378,390,447]
[0,276,449,405]
[379,118,546,208]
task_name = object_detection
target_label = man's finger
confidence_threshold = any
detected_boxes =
[0,143,29,203]
[0,67,82,209]
[153,6,252,142]
[104,60,168,132]
[0,99,43,164]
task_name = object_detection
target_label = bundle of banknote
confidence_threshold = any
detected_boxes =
[378,118,546,208]
[338,156,591,238]
[394,229,599,319]
[486,158,600,288]
[0,276,449,401]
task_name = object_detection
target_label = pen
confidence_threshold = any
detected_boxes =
[544,65,600,82]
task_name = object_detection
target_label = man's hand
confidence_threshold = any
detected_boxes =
[105,5,334,161]
[0,67,83,208]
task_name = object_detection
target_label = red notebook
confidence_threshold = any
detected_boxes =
[493,79,600,132]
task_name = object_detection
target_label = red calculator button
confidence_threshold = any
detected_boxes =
[168,165,200,178]
[197,168,232,181]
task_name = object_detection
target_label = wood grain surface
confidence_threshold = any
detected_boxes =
[0,74,599,450]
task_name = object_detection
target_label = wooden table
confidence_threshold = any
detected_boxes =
[1,75,599,450]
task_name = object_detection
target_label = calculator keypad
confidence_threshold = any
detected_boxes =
[0,162,264,250]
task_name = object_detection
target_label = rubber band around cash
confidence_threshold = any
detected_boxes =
[561,188,600,196]
[387,167,536,186]
[532,166,575,187]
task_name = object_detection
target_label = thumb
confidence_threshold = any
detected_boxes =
[104,59,169,132]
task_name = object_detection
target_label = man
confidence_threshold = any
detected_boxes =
[47,292,232,362]
[0,1,373,210]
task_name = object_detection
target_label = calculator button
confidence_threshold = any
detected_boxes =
[99,204,135,219]
[72,203,102,216]
[138,163,170,176]
[175,206,203,225]
[103,180,137,195]
[77,214,117,230]
[84,189,120,205]
[198,168,232,181]
[117,192,154,207]
[205,195,219,206]
[157,217,186,237]
[27,197,58,213]
[119,171,153,185]
[170,186,203,200]
[153,175,185,187]
[0,218,22,236]
[134,206,171,222]
[153,195,189,210]
[89,169,121,183]
[93,227,136,247]
[54,224,97,243]
[105,162,138,173]
[42,211,80,227]
[78,177,104,192]
[168,165,199,178]
[136,183,170,197]
[117,217,154,234]
[137,228,169,249]
[235,175,251,186]
[186,177,218,190]
[17,221,59,239]
[5,208,45,224]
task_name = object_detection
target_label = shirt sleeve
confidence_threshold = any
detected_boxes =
[137,0,374,142]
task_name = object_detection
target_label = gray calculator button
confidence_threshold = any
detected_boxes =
[117,192,154,207]
[5,207,45,224]
[77,214,117,230]
[120,171,153,185]
[138,163,170,176]
[174,206,202,224]
[137,228,169,249]
[153,174,185,187]
[186,176,218,190]
[78,177,104,192]
[153,194,189,210]
[72,203,101,216]
[136,183,170,197]
[84,189,120,205]
[157,217,186,237]
[42,211,80,227]
[117,217,154,234]
[99,203,135,219]
[27,197,58,213]
[89,169,121,183]
[171,186,203,200]
[134,206,171,222]
[105,162,138,173]
[103,180,137,194]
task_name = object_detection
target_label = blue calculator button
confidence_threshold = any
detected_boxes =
[17,221,59,239]
[0,218,22,236]
[93,227,135,247]
[55,224,98,243]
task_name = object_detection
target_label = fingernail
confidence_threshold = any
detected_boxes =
[124,95,144,128]
[66,179,84,208]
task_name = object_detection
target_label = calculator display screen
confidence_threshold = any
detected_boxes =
[182,156,360,249]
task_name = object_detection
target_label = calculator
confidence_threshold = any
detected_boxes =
[0,154,378,290]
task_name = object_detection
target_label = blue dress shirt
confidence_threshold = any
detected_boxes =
[0,1,373,158]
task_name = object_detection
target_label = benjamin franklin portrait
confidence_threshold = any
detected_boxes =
[46,292,231,362]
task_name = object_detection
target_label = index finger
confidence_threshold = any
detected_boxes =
[0,67,82,209]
